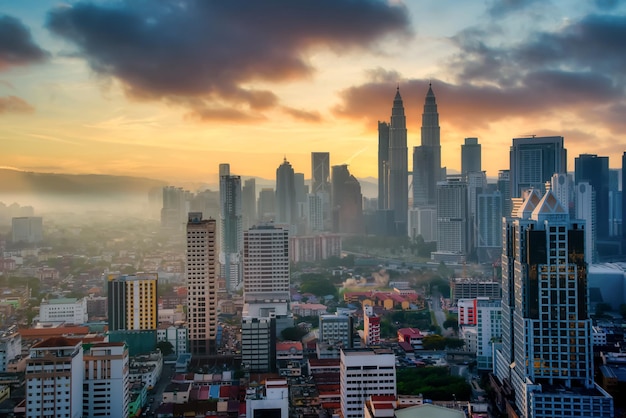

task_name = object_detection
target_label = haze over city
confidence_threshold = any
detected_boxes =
[1,0,625,185]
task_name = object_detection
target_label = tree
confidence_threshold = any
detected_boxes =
[156,341,174,356]
[620,304,626,318]
[280,326,307,341]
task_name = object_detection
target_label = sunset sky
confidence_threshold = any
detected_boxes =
[1,0,625,185]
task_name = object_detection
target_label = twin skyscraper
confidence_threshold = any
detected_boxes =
[378,84,442,237]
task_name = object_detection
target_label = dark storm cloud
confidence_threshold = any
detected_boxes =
[0,95,34,114]
[516,14,626,76]
[46,0,411,121]
[0,15,48,70]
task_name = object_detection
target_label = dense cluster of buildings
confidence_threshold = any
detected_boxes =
[0,82,625,418]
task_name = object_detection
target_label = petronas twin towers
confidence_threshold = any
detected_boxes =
[378,84,442,236]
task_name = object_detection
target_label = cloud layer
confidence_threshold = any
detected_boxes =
[46,0,411,122]
[0,14,48,70]
[335,12,626,140]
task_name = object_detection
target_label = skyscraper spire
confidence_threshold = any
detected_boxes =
[413,83,442,207]
[388,87,408,236]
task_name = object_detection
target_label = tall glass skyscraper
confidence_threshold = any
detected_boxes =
[387,88,408,236]
[494,190,613,418]
[413,84,442,208]
[509,136,567,198]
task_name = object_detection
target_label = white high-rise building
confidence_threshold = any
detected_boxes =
[243,224,290,309]
[340,348,396,418]
[458,297,501,371]
[26,337,83,418]
[494,190,613,418]
[242,224,292,372]
[83,342,130,418]
[186,212,218,355]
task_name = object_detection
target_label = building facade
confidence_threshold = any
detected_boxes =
[39,297,88,324]
[509,136,567,199]
[340,348,396,418]
[413,84,442,208]
[494,190,613,418]
[219,167,243,292]
[26,337,84,418]
[186,213,218,355]
[107,273,158,331]
[387,88,408,236]
[83,342,130,418]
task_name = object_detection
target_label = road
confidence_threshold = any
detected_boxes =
[430,287,448,334]
[144,363,175,416]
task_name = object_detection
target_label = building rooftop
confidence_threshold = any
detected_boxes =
[32,337,82,349]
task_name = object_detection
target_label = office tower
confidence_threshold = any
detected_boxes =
[623,152,626,247]
[312,152,331,196]
[26,337,83,418]
[307,193,323,232]
[476,190,502,263]
[407,206,437,242]
[11,216,43,243]
[387,88,408,235]
[242,178,256,230]
[340,348,396,418]
[257,188,275,222]
[190,189,220,221]
[377,122,390,211]
[575,154,609,241]
[219,170,243,292]
[243,224,290,306]
[241,316,276,373]
[461,137,481,175]
[509,135,567,198]
[186,213,218,355]
[458,298,501,371]
[276,158,297,228]
[161,186,190,230]
[242,224,291,372]
[83,342,130,418]
[319,314,354,348]
[312,152,331,230]
[432,177,469,263]
[575,182,596,265]
[494,190,613,418]
[294,172,308,234]
[608,169,621,237]
[363,305,380,346]
[550,173,574,216]
[331,164,364,234]
[498,169,512,217]
[107,273,158,331]
[290,234,341,263]
[413,84,442,208]
[466,171,487,254]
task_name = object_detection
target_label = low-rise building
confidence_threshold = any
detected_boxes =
[39,297,88,324]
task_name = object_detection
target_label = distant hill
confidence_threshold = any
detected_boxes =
[0,169,166,195]
[0,169,379,214]
[0,169,167,214]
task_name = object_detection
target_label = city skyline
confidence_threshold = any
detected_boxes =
[1,1,625,184]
